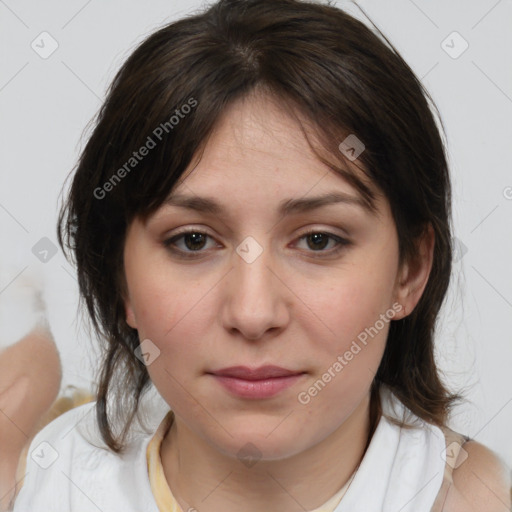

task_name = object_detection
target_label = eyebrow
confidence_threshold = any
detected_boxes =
[164,191,373,216]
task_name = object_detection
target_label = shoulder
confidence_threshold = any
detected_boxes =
[12,400,158,511]
[13,402,99,509]
[444,439,512,512]
[26,399,98,451]
[14,400,97,476]
[18,399,98,468]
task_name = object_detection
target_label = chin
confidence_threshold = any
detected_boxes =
[211,428,308,464]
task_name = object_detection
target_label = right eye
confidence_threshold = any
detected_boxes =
[162,230,220,258]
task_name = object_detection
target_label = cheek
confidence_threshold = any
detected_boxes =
[295,265,397,345]
[127,256,209,341]
[126,261,217,390]
[131,275,209,411]
[293,274,392,423]
[289,257,397,402]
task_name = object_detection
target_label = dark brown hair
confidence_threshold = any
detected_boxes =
[58,0,460,452]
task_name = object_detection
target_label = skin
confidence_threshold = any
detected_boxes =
[123,92,509,511]
[0,327,62,512]
[448,442,511,511]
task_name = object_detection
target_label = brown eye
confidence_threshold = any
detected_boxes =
[305,232,330,250]
[181,232,208,251]
[163,230,217,257]
[296,231,351,254]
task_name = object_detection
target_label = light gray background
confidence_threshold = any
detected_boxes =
[1,0,511,467]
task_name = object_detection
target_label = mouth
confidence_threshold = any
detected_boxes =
[207,365,306,399]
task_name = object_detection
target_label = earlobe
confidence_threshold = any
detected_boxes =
[393,223,435,320]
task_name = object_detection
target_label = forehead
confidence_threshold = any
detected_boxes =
[171,92,379,212]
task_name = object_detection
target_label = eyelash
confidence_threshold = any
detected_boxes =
[162,229,351,259]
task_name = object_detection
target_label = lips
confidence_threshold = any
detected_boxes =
[209,365,303,380]
[208,366,306,399]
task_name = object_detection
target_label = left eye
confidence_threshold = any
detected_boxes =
[295,231,349,252]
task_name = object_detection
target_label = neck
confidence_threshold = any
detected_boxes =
[160,393,378,512]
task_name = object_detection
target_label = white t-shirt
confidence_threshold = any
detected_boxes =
[12,386,448,512]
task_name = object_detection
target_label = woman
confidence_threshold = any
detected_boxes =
[10,0,511,510]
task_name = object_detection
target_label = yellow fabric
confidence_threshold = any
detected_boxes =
[146,411,182,511]
[147,410,355,512]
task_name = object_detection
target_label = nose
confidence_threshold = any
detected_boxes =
[221,240,290,341]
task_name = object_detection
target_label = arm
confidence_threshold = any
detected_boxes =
[0,327,62,512]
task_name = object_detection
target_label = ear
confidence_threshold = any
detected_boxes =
[120,270,138,329]
[392,223,435,320]
[124,297,138,329]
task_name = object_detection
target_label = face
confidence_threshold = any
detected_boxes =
[123,93,419,461]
